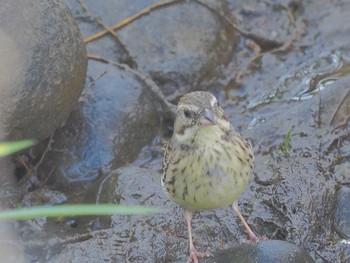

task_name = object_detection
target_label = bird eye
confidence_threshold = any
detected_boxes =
[184,109,192,119]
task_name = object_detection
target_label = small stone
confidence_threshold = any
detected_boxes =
[208,240,315,263]
[335,186,350,239]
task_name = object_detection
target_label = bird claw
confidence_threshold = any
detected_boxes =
[187,246,212,263]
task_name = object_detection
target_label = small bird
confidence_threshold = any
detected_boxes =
[162,91,258,263]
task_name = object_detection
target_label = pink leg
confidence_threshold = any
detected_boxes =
[184,210,211,263]
[231,201,258,242]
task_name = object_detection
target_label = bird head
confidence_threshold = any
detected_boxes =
[173,91,229,142]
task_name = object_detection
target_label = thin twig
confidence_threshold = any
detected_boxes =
[33,134,54,172]
[87,54,176,122]
[87,69,108,89]
[38,165,57,187]
[16,155,32,174]
[331,115,350,132]
[194,0,285,52]
[317,84,322,128]
[88,55,120,66]
[287,7,296,27]
[329,90,350,126]
[234,39,293,83]
[78,0,137,66]
[16,134,55,183]
[192,0,295,84]
[79,0,123,46]
[84,0,184,44]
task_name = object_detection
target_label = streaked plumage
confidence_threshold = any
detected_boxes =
[162,91,257,263]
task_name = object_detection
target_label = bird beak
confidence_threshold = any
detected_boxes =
[199,108,215,125]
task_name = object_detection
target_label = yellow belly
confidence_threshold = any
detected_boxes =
[164,141,253,211]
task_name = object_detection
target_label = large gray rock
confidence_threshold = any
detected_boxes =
[0,0,87,141]
[38,61,162,183]
[80,0,237,97]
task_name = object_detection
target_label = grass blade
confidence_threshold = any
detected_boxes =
[0,140,35,157]
[0,204,161,221]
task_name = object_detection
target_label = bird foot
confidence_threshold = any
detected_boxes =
[187,246,212,263]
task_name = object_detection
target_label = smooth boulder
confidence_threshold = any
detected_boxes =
[0,0,87,141]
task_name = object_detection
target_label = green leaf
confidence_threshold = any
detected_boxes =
[0,204,162,221]
[282,127,293,156]
[0,140,35,157]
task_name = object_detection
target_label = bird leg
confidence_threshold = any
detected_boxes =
[185,210,211,263]
[231,201,258,242]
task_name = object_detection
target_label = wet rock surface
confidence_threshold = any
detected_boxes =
[2,0,350,262]
[0,223,27,263]
[0,0,87,141]
[208,240,315,263]
[37,61,162,185]
[0,1,86,261]
[68,0,237,98]
[49,167,174,262]
[45,167,317,263]
[335,184,350,239]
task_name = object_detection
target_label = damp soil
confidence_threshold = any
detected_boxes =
[4,0,350,262]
